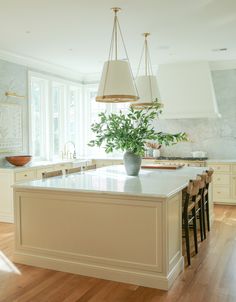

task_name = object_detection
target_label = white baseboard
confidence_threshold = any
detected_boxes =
[13,251,183,290]
[0,214,14,223]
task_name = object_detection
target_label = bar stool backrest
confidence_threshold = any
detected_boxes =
[65,167,82,175]
[186,177,201,196]
[206,168,214,184]
[184,177,201,213]
[197,173,208,189]
[42,170,63,179]
[84,164,97,171]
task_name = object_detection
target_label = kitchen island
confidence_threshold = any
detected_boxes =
[13,165,210,290]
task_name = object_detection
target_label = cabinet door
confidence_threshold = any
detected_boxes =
[231,176,236,200]
[213,174,230,186]
[213,186,231,202]
[0,172,14,222]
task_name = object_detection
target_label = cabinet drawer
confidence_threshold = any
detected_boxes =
[209,164,230,173]
[213,186,231,200]
[213,174,230,185]
[15,170,36,182]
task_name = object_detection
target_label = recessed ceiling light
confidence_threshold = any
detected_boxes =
[25,30,31,34]
[68,48,73,51]
[212,48,227,52]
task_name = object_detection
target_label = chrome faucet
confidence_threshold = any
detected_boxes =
[62,141,77,159]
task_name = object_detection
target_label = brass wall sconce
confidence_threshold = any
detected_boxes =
[5,92,25,99]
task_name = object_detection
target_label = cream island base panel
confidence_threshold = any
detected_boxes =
[13,189,183,290]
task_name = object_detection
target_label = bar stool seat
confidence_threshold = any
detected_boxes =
[42,170,63,179]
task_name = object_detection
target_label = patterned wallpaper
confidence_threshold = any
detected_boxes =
[155,69,236,159]
[0,59,28,162]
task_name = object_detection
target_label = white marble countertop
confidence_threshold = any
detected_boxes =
[0,159,89,172]
[13,165,207,199]
[207,159,236,163]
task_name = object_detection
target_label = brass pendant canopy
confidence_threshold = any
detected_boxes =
[96,8,139,103]
[133,33,160,108]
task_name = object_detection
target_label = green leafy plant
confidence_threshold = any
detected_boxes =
[88,101,188,156]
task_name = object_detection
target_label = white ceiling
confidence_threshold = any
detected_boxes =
[0,0,236,76]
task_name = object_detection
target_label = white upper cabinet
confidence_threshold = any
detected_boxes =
[157,61,221,119]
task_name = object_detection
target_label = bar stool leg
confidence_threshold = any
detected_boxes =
[206,193,210,232]
[192,208,198,254]
[198,201,204,242]
[201,195,206,240]
[184,216,191,266]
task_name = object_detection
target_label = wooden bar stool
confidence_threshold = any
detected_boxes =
[182,177,201,266]
[42,170,63,179]
[204,169,214,232]
[197,173,208,241]
[65,167,82,175]
[83,164,97,171]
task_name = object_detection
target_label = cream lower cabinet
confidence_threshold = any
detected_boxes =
[208,162,236,205]
[0,168,36,223]
[0,162,75,223]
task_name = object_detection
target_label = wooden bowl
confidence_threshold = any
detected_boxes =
[5,155,32,166]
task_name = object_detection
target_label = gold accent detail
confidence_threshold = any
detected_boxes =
[96,95,139,103]
[111,7,121,13]
[143,33,150,38]
[131,102,164,109]
[5,92,25,99]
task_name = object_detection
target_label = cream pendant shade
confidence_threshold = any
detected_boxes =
[96,60,139,103]
[96,8,138,103]
[133,33,161,108]
[135,75,160,106]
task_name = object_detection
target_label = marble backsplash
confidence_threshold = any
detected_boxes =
[155,69,236,159]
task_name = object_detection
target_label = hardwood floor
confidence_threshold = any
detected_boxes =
[1,205,236,301]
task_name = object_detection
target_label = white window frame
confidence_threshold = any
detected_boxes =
[29,71,83,160]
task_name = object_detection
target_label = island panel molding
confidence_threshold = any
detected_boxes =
[13,188,183,290]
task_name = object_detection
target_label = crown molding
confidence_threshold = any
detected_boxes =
[0,49,84,82]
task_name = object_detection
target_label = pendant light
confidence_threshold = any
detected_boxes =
[133,33,160,108]
[96,8,139,103]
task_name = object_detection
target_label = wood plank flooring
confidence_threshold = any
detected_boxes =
[1,205,236,301]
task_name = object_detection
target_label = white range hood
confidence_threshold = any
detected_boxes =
[157,61,221,119]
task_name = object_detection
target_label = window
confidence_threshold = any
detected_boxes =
[29,71,129,160]
[30,76,48,159]
[29,72,82,160]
